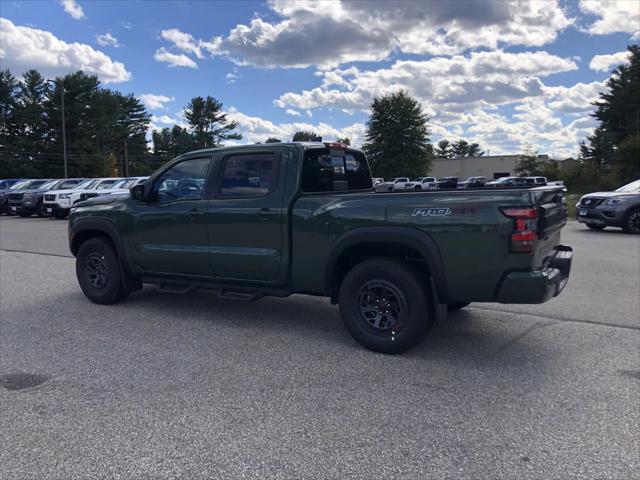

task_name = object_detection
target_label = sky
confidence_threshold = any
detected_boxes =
[1,0,638,158]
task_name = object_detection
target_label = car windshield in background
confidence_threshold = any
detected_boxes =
[616,179,640,193]
[96,180,120,189]
[114,179,136,189]
[26,180,48,188]
[39,180,59,190]
[75,179,97,190]
[9,180,32,190]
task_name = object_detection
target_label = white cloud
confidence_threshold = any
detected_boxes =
[544,81,604,112]
[139,93,175,110]
[0,18,131,83]
[589,50,631,72]
[153,47,198,68]
[275,50,578,112]
[225,72,240,84]
[95,32,121,48]
[579,0,640,37]
[59,0,85,20]
[151,114,179,125]
[157,1,572,69]
[285,108,300,116]
[226,107,366,146]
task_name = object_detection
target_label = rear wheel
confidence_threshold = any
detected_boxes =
[623,209,640,234]
[338,258,432,354]
[587,224,606,231]
[76,237,129,304]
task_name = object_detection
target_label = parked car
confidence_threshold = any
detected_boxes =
[576,179,640,234]
[486,176,529,188]
[529,176,548,186]
[0,179,25,214]
[457,176,487,189]
[372,177,384,185]
[43,177,124,218]
[7,178,85,217]
[5,179,53,215]
[79,177,149,201]
[435,176,459,189]
[406,177,437,190]
[69,142,572,354]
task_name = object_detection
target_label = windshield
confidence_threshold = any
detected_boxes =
[616,179,640,193]
[25,180,48,189]
[9,180,31,189]
[40,180,60,190]
[96,179,120,189]
[75,179,97,189]
[115,179,136,189]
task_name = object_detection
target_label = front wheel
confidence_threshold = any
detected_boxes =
[35,202,46,217]
[623,209,640,234]
[76,238,129,304]
[414,185,421,191]
[338,258,433,354]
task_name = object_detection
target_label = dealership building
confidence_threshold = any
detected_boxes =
[431,154,553,179]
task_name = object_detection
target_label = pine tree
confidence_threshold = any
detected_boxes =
[185,96,242,148]
[292,130,321,141]
[451,140,470,157]
[434,139,451,158]
[265,137,282,143]
[363,90,432,178]
[581,44,639,181]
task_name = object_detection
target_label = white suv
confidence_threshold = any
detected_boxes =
[43,178,124,218]
[406,177,437,190]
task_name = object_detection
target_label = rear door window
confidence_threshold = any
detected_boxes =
[219,153,278,198]
[301,148,372,192]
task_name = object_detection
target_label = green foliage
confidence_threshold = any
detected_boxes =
[292,130,322,142]
[434,139,451,158]
[336,137,351,145]
[435,138,483,157]
[0,69,152,178]
[581,44,639,184]
[265,137,282,143]
[363,90,433,178]
[184,96,241,148]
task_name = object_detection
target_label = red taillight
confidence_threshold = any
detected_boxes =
[501,207,538,253]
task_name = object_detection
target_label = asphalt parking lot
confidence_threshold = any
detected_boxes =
[1,216,638,479]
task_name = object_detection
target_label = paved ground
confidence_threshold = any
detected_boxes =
[0,216,638,479]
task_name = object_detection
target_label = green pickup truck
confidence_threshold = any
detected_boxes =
[69,142,572,353]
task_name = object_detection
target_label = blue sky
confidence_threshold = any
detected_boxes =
[1,0,638,157]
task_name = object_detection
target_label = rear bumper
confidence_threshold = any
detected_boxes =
[496,245,573,304]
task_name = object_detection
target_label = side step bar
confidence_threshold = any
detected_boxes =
[143,276,290,302]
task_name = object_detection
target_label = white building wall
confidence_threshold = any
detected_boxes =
[430,155,524,179]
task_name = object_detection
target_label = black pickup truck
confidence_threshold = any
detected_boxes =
[69,142,573,353]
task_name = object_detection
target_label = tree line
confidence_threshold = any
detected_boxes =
[1,45,638,189]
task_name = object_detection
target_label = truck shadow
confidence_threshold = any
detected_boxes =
[120,287,551,370]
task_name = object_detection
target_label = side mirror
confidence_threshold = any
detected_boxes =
[130,184,146,202]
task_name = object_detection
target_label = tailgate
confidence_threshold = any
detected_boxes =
[533,187,567,262]
[536,187,567,237]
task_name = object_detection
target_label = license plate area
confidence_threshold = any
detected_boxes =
[579,208,587,216]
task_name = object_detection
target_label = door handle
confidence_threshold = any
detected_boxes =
[188,208,205,219]
[257,207,274,220]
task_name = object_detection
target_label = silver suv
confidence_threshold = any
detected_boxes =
[576,179,640,234]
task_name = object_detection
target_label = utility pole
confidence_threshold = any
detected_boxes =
[123,137,129,177]
[60,84,68,178]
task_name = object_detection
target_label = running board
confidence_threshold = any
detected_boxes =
[143,276,289,302]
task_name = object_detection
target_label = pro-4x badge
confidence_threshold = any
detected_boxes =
[412,207,452,217]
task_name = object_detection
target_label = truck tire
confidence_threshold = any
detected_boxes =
[447,302,470,311]
[76,237,129,305]
[414,185,421,191]
[623,209,640,234]
[338,258,433,354]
